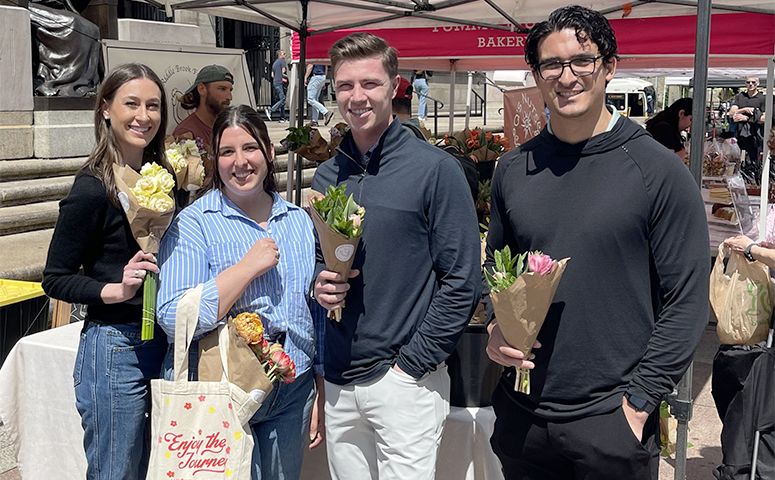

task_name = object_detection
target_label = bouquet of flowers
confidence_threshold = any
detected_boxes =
[233,312,296,384]
[445,128,509,163]
[309,185,365,321]
[328,122,349,156]
[281,125,331,162]
[164,134,206,192]
[113,162,176,340]
[486,246,569,394]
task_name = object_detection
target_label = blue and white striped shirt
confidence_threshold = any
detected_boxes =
[157,189,325,376]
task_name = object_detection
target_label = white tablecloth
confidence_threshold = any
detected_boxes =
[0,323,503,480]
[0,322,87,479]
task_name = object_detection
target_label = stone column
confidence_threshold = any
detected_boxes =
[0,5,34,160]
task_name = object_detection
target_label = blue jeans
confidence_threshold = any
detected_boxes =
[73,321,167,480]
[306,74,328,123]
[414,78,429,118]
[162,346,315,480]
[271,84,286,120]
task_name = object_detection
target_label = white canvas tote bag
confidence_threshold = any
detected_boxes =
[146,286,263,480]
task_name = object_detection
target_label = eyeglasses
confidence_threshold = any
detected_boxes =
[536,56,604,81]
[745,81,758,85]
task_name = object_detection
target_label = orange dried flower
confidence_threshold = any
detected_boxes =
[233,312,265,345]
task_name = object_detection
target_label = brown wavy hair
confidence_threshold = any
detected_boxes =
[80,63,171,208]
[203,105,276,194]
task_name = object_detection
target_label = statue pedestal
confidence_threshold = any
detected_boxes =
[0,5,34,160]
[118,19,202,46]
[33,98,95,159]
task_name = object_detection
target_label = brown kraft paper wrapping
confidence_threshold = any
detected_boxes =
[308,192,361,279]
[295,130,332,162]
[198,322,274,397]
[490,258,570,358]
[112,164,175,254]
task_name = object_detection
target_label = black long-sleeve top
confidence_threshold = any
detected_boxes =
[43,171,143,323]
[485,115,710,420]
[312,118,482,385]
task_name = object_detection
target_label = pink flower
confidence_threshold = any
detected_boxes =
[170,421,177,427]
[528,253,555,276]
[198,395,206,402]
[222,421,230,429]
[349,214,361,228]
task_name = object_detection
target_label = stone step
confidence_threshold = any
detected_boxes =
[0,157,86,182]
[274,156,318,173]
[275,167,315,193]
[0,229,53,281]
[0,201,60,236]
[0,176,74,207]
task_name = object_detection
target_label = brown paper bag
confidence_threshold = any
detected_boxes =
[112,164,175,254]
[659,410,678,458]
[710,245,774,345]
[198,321,273,399]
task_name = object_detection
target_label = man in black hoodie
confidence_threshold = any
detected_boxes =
[311,33,481,480]
[484,6,710,479]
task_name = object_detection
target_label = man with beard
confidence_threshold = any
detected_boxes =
[173,64,234,155]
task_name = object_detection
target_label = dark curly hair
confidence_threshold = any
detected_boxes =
[525,5,619,70]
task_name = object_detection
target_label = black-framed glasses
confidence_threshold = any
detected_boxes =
[536,55,604,81]
[745,81,758,85]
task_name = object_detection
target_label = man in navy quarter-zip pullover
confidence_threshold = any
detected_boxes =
[311,33,481,480]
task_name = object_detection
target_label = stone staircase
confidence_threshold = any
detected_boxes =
[0,152,317,281]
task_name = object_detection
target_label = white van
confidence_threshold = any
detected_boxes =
[605,78,654,119]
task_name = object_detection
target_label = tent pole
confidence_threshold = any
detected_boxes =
[673,1,711,479]
[449,60,457,135]
[296,1,309,207]
[757,53,774,242]
[465,71,472,130]
[287,61,298,202]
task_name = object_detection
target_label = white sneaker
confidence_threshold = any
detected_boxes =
[264,108,272,121]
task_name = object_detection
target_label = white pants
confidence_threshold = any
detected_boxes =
[324,364,450,480]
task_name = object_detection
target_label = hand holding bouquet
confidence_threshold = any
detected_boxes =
[281,125,332,162]
[113,162,177,339]
[486,246,569,394]
[309,185,365,321]
[233,312,296,384]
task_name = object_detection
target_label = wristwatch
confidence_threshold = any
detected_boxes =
[744,242,759,262]
[624,392,656,414]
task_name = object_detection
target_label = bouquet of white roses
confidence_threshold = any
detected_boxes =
[164,134,206,192]
[486,246,569,394]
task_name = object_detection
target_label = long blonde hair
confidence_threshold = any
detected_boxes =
[81,63,171,207]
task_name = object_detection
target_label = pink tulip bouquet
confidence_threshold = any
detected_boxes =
[486,246,569,394]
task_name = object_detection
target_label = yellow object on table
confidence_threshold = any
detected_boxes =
[0,279,45,307]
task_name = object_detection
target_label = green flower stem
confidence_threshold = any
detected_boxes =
[141,271,158,340]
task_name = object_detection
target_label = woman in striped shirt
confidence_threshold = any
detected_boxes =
[157,105,325,480]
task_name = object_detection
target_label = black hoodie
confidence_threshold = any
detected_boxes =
[312,118,482,386]
[485,115,710,420]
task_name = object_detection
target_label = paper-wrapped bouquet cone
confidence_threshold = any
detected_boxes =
[308,191,362,321]
[295,130,333,162]
[112,164,175,254]
[164,133,206,192]
[490,257,569,394]
[472,146,500,162]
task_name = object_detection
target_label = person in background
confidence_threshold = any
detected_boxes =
[392,76,425,137]
[173,64,234,157]
[485,6,709,479]
[729,77,766,179]
[313,33,481,480]
[305,64,334,126]
[42,63,172,480]
[411,69,432,121]
[645,97,692,159]
[266,50,289,123]
[157,105,325,480]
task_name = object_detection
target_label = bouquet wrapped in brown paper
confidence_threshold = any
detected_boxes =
[164,133,206,192]
[486,246,569,394]
[113,162,176,339]
[281,125,332,162]
[327,122,349,157]
[309,185,364,321]
[444,128,509,163]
